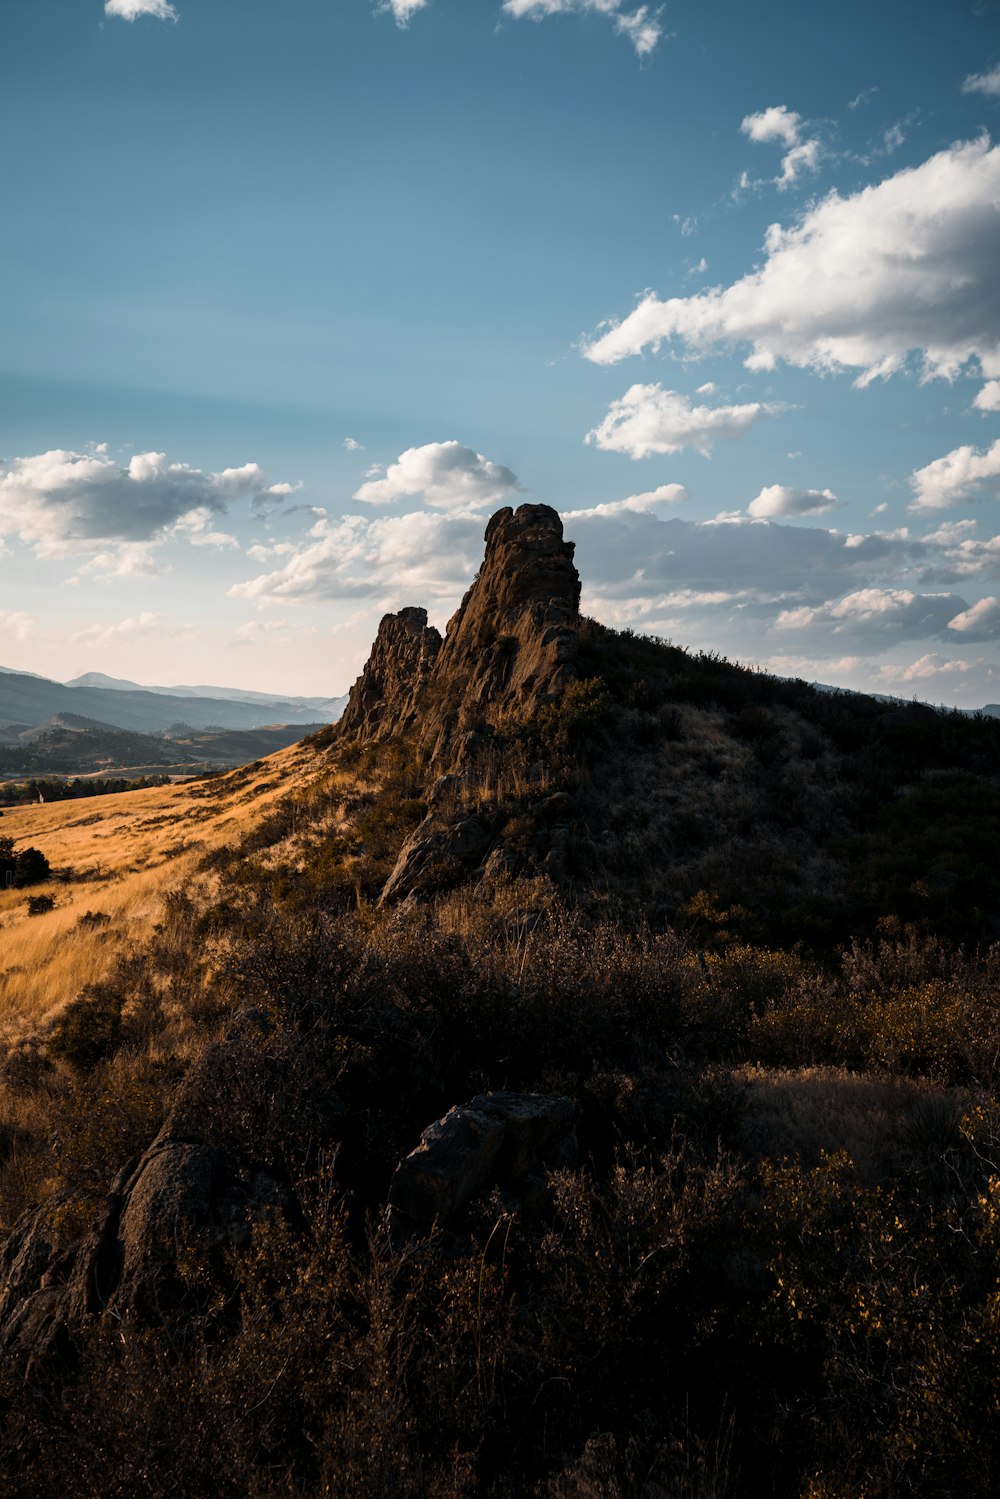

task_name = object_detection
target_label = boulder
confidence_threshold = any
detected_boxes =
[387,1091,576,1235]
[0,1137,289,1376]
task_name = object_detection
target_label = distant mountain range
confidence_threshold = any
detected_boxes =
[0,667,347,736]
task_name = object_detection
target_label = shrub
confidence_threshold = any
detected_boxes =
[47,984,125,1070]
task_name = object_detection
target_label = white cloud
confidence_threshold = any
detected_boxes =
[584,136,1000,385]
[353,440,522,510]
[501,0,664,58]
[890,653,980,682]
[69,543,165,583]
[974,380,1000,412]
[741,105,802,147]
[962,64,1000,97]
[0,611,35,643]
[909,437,1000,510]
[70,612,189,649]
[246,540,297,563]
[928,531,1000,581]
[343,437,365,451]
[104,0,178,19]
[230,509,487,609]
[774,588,966,649]
[947,595,1000,637]
[169,508,239,549]
[585,384,780,458]
[376,0,428,26]
[0,446,288,564]
[776,138,822,189]
[229,619,314,649]
[561,483,687,519]
[740,104,820,191]
[748,484,839,519]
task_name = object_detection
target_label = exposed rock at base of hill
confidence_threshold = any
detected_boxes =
[379,809,493,905]
[387,1091,577,1236]
[0,1139,288,1377]
[335,505,581,769]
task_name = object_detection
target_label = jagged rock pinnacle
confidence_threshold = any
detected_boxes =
[336,605,442,742]
[336,503,580,764]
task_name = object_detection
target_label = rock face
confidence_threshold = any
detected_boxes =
[0,1138,288,1376]
[336,504,581,768]
[380,809,492,905]
[387,1091,577,1235]
[336,605,442,742]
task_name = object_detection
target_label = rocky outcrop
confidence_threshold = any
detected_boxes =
[380,809,492,905]
[0,1139,288,1377]
[336,505,581,768]
[336,605,442,743]
[387,1091,576,1236]
[425,504,581,751]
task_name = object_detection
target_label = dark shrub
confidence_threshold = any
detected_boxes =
[47,984,125,1070]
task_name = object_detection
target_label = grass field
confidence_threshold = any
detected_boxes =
[0,743,326,1041]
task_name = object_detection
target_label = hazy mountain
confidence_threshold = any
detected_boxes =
[66,671,346,717]
[0,667,345,734]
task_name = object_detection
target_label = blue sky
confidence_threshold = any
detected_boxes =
[2,0,999,702]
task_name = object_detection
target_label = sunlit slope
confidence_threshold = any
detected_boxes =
[0,741,325,1040]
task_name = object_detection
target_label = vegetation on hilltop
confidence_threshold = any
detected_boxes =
[0,507,998,1496]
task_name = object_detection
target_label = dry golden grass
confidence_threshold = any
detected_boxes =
[0,742,329,1041]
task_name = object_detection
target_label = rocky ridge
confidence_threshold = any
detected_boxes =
[337,503,581,770]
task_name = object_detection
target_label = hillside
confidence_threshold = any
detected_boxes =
[0,505,999,1497]
[0,718,326,779]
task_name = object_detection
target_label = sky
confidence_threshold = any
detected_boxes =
[2,0,1000,705]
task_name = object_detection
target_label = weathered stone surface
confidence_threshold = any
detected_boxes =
[335,505,580,771]
[471,1091,577,1181]
[337,605,442,743]
[387,1091,576,1233]
[115,1141,288,1316]
[0,1137,288,1375]
[379,811,492,905]
[388,1105,505,1225]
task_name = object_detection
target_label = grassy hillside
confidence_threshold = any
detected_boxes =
[0,622,998,1497]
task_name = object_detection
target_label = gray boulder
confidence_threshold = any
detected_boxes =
[387,1091,576,1235]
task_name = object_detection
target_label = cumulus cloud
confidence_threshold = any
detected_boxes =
[963,63,1000,97]
[774,588,967,650]
[748,484,839,519]
[909,437,1000,510]
[0,446,288,564]
[561,483,687,520]
[947,595,1000,637]
[104,0,178,19]
[343,437,365,451]
[500,0,664,58]
[585,384,780,458]
[741,105,802,147]
[376,0,428,26]
[888,653,982,683]
[169,508,239,549]
[584,136,1000,385]
[974,380,1000,412]
[353,441,522,510]
[230,509,487,609]
[740,104,820,190]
